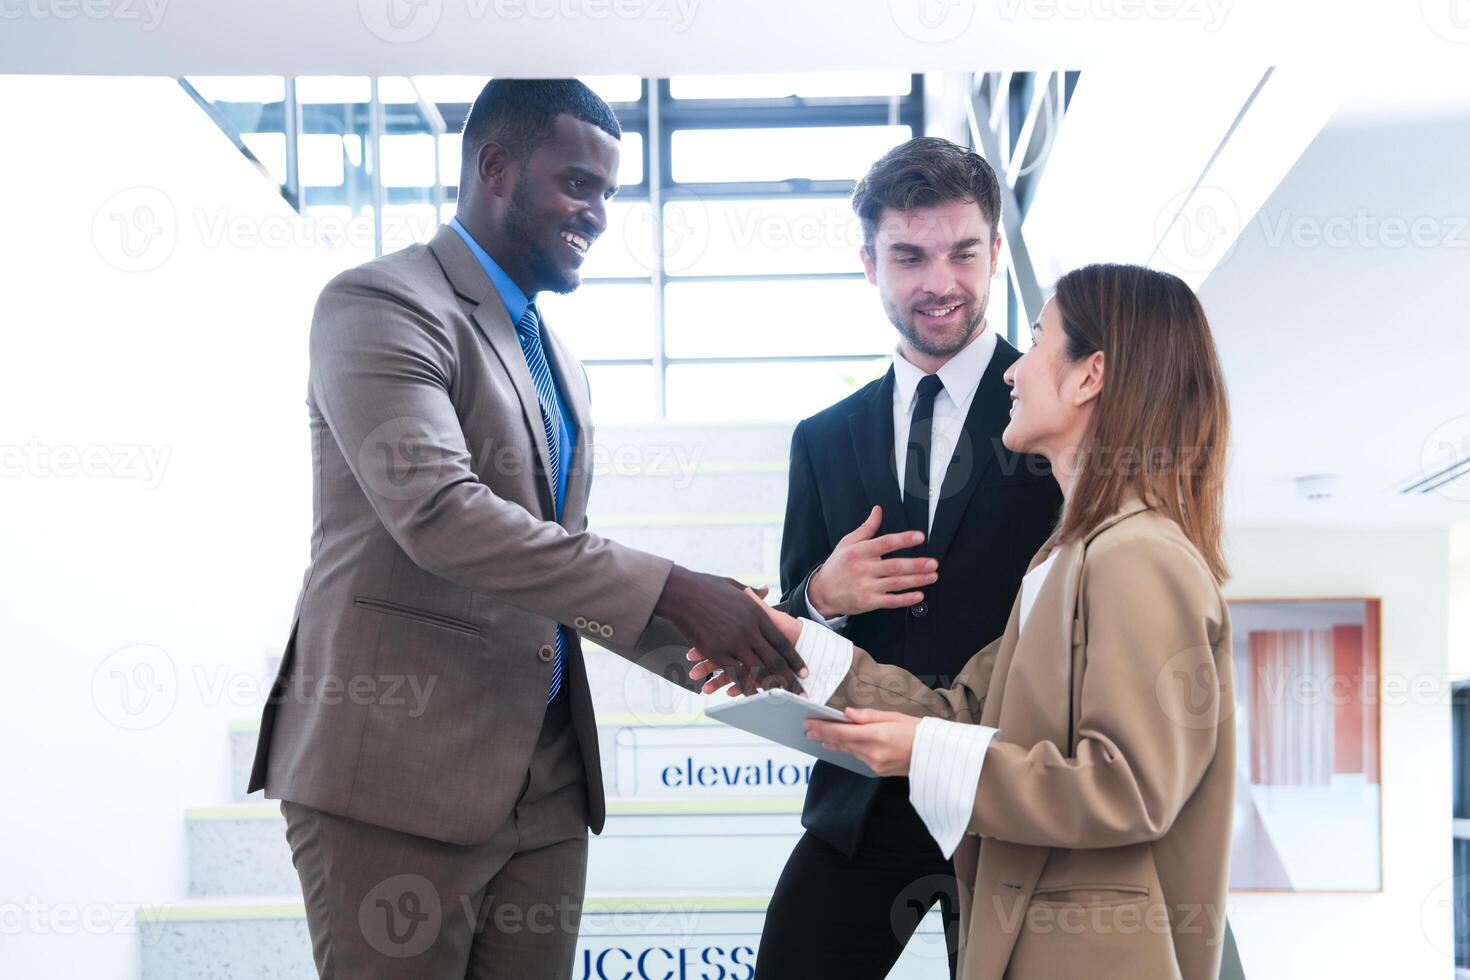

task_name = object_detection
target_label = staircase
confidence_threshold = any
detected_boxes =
[135,422,947,979]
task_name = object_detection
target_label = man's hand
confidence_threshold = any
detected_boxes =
[655,567,807,696]
[687,588,799,696]
[804,708,919,777]
[806,506,937,618]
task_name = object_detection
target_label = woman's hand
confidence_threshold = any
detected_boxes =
[805,708,919,777]
[687,588,801,695]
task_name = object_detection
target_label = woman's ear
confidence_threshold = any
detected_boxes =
[1073,351,1105,408]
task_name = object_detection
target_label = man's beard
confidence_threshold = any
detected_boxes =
[503,180,578,295]
[889,283,990,358]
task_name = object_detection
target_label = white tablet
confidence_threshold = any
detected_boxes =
[704,688,878,778]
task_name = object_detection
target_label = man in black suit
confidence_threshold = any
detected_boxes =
[754,138,1062,978]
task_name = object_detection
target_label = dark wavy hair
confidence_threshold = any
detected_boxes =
[851,137,1002,254]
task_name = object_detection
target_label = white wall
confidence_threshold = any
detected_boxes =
[1451,521,1470,679]
[1223,525,1454,979]
[0,77,361,980]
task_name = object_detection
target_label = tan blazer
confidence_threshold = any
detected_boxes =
[824,497,1234,980]
[248,225,691,845]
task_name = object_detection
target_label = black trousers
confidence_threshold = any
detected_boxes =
[756,782,960,979]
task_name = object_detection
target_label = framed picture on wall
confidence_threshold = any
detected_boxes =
[1225,597,1383,892]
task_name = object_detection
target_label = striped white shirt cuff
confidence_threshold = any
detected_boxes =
[794,617,854,706]
[909,717,999,858]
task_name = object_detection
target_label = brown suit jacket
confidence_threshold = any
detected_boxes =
[825,497,1235,980]
[248,225,692,844]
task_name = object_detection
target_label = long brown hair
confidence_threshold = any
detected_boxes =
[1051,264,1230,583]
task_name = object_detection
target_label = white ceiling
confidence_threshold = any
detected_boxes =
[1199,81,1470,528]
[1,0,1468,76]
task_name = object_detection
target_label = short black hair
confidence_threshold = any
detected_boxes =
[851,137,1002,253]
[459,78,621,193]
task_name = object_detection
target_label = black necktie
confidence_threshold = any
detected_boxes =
[902,374,945,537]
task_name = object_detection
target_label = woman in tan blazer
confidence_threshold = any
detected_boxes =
[692,263,1235,980]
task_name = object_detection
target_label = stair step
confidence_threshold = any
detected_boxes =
[594,422,796,465]
[587,515,783,575]
[187,798,810,899]
[587,464,788,517]
[139,895,946,980]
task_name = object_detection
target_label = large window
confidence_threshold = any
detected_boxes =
[183,73,950,422]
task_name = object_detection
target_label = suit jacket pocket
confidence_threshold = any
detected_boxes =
[353,596,483,636]
[1030,883,1150,908]
[1010,881,1181,980]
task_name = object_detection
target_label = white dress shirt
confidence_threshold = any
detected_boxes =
[792,549,1060,859]
[810,326,999,629]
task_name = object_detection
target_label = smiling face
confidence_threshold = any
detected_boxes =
[486,113,620,295]
[1001,297,1105,462]
[860,198,1001,366]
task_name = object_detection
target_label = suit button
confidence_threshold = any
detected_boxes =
[910,601,929,619]
[587,620,601,633]
[600,624,614,638]
[537,644,555,662]
[574,616,588,629]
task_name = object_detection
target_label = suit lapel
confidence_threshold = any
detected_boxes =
[971,495,1154,980]
[428,225,558,520]
[847,368,909,539]
[924,338,1020,564]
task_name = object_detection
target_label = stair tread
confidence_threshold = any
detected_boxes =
[187,797,804,820]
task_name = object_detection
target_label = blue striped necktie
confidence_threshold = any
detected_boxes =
[515,304,566,703]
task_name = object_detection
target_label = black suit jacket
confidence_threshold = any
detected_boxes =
[780,338,1063,857]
